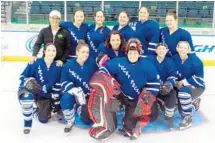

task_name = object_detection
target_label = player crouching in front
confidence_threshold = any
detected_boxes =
[173,41,205,130]
[88,38,160,141]
[146,43,178,130]
[18,43,62,134]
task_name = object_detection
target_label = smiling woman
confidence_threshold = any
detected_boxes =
[29,10,70,66]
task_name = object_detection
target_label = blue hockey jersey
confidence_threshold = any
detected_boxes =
[60,21,89,57]
[100,57,160,100]
[61,58,98,94]
[112,24,135,42]
[87,24,111,59]
[160,27,195,57]
[172,54,205,90]
[146,55,178,86]
[18,58,62,99]
[135,20,160,55]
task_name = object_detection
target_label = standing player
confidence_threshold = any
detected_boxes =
[112,11,135,42]
[18,44,62,134]
[160,10,195,57]
[135,7,160,55]
[146,43,178,130]
[60,8,89,58]
[173,41,205,130]
[30,10,70,66]
[96,31,126,67]
[87,10,111,59]
[60,40,98,133]
[88,38,160,140]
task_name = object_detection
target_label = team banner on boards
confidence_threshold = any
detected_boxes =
[1,31,215,66]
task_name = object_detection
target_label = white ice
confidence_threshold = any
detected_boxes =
[0,62,215,143]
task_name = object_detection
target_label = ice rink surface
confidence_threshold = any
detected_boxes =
[0,62,215,143]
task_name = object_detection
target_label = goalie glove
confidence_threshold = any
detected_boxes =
[24,77,42,95]
[68,87,86,105]
[160,81,173,95]
[96,52,109,67]
[133,89,156,117]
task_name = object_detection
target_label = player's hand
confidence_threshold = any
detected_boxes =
[56,60,63,67]
[29,56,37,64]
[176,80,184,89]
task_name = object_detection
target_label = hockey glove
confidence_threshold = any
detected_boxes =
[51,94,60,113]
[68,87,86,105]
[160,81,173,95]
[24,77,42,95]
[96,52,109,67]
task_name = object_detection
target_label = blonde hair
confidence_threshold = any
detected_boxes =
[76,40,89,51]
[177,41,191,53]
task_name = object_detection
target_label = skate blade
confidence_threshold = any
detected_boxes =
[179,123,192,130]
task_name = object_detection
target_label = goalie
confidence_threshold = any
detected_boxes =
[18,44,62,134]
[88,39,160,140]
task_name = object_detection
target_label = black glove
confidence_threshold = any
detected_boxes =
[160,81,173,95]
[51,94,60,113]
[24,77,42,95]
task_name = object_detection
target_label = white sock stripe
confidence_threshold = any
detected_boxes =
[178,93,191,98]
[181,104,193,110]
[179,98,192,104]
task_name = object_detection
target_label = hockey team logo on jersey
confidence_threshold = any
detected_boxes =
[25,35,38,53]
[57,34,63,39]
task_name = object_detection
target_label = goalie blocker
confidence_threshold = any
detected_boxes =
[88,72,158,140]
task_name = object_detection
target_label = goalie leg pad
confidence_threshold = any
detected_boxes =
[88,88,117,139]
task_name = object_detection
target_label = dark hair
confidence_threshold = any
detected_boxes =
[139,6,149,13]
[43,43,56,57]
[166,10,177,19]
[76,40,89,51]
[73,8,86,21]
[94,10,105,18]
[94,10,105,32]
[118,10,130,20]
[105,31,126,52]
[156,42,168,49]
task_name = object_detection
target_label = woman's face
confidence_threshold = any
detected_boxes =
[138,7,149,21]
[74,11,85,25]
[176,42,190,57]
[166,15,177,29]
[76,46,89,62]
[156,45,168,59]
[110,34,121,51]
[49,16,61,27]
[44,45,57,60]
[94,11,105,26]
[127,50,140,63]
[118,12,129,27]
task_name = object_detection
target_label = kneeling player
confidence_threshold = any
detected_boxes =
[173,41,205,130]
[146,43,177,130]
[60,41,98,134]
[18,44,62,134]
[88,39,160,140]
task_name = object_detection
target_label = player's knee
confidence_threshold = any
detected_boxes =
[80,105,93,124]
[20,93,34,101]
[149,102,159,122]
[19,93,34,107]
[178,86,191,94]
[38,118,49,124]
[60,92,75,110]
